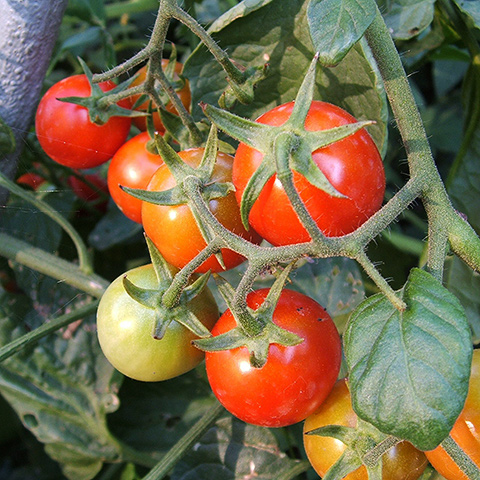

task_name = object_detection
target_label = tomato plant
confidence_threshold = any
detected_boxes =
[142,147,262,273]
[303,379,428,479]
[35,74,132,169]
[232,101,386,245]
[130,60,191,132]
[425,349,480,479]
[108,132,165,223]
[205,288,342,428]
[96,264,218,382]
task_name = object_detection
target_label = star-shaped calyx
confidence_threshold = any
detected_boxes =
[202,53,375,232]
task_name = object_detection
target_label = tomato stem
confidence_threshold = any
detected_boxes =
[441,434,480,480]
[0,171,95,275]
[363,5,469,282]
[142,401,224,480]
[0,232,108,298]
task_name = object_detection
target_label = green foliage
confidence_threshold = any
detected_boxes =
[184,0,388,153]
[344,268,473,450]
[2,0,480,478]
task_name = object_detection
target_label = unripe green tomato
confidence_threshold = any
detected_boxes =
[96,264,218,382]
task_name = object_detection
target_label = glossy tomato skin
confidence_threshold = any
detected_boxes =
[108,132,165,223]
[233,101,386,245]
[425,349,480,480]
[205,289,342,428]
[142,148,262,273]
[96,264,219,382]
[131,60,191,132]
[303,379,428,480]
[35,75,131,169]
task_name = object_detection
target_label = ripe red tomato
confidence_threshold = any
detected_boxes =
[233,101,386,245]
[108,132,165,223]
[96,264,219,382]
[142,148,262,273]
[67,173,109,212]
[130,60,191,132]
[35,74,131,169]
[205,288,342,427]
[303,379,428,480]
[16,173,46,190]
[425,349,480,479]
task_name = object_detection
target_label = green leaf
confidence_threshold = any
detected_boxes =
[171,416,307,479]
[108,372,216,457]
[89,204,143,251]
[184,0,388,155]
[0,289,123,480]
[452,0,480,32]
[377,0,436,40]
[344,268,473,450]
[307,0,376,66]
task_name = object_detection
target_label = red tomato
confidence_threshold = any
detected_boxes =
[205,288,342,427]
[233,101,386,245]
[142,148,262,273]
[425,349,480,479]
[303,379,428,480]
[130,60,191,132]
[68,173,109,212]
[16,173,46,190]
[108,132,165,223]
[35,74,131,169]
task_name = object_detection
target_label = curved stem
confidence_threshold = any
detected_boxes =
[355,250,406,311]
[161,237,224,308]
[0,300,99,363]
[364,7,454,281]
[0,172,93,274]
[142,401,224,480]
[171,4,245,84]
[0,233,109,298]
[441,435,480,480]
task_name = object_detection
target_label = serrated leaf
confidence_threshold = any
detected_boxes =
[344,268,473,450]
[184,0,388,154]
[307,0,376,66]
[171,416,306,480]
[378,0,435,40]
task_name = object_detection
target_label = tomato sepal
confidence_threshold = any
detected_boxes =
[57,58,139,125]
[195,263,303,368]
[204,54,378,232]
[219,62,269,109]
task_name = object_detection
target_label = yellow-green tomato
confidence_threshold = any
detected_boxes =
[96,264,218,382]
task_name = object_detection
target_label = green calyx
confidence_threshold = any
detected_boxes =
[58,58,142,125]
[219,62,270,109]
[203,53,374,230]
[306,418,399,480]
[194,263,303,368]
[122,125,234,207]
[123,237,212,340]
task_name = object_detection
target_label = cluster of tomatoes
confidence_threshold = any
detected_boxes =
[31,61,479,480]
